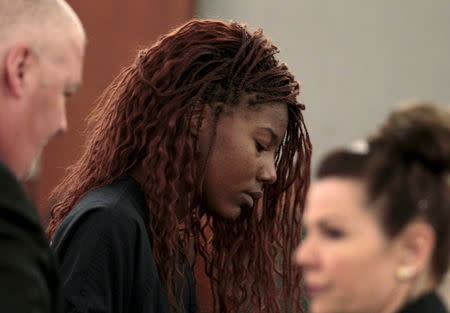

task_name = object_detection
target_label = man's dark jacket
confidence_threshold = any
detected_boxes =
[0,161,61,313]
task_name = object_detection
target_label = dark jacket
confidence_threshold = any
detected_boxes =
[51,175,197,313]
[0,161,62,313]
[398,292,448,313]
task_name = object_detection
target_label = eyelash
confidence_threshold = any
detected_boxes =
[255,141,268,152]
[301,226,308,239]
[302,224,345,242]
[322,227,345,239]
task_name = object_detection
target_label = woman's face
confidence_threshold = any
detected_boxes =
[294,178,407,313]
[199,95,288,219]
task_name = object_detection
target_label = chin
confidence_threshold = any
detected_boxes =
[310,300,338,313]
[212,205,242,220]
[223,208,242,220]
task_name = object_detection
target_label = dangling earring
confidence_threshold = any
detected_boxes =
[396,266,415,281]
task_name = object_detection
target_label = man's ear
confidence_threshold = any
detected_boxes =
[4,45,34,98]
[395,221,435,281]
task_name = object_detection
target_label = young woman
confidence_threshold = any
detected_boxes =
[48,19,311,313]
[295,102,449,313]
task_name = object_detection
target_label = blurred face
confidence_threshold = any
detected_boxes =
[20,30,84,178]
[200,96,288,219]
[294,178,406,313]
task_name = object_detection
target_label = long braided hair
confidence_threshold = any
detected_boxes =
[48,19,311,313]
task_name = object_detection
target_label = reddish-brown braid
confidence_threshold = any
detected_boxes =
[47,19,311,313]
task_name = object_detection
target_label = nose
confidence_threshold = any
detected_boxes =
[257,155,277,185]
[51,104,68,140]
[294,235,316,269]
[59,103,68,134]
[60,115,68,133]
[293,244,305,266]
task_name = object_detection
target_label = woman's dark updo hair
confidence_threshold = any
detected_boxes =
[317,101,450,282]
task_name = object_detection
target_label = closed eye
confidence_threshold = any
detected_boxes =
[301,224,309,239]
[255,141,268,152]
[321,225,345,239]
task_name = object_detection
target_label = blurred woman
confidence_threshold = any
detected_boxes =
[295,102,449,313]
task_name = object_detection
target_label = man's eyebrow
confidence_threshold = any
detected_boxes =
[72,82,82,92]
[67,82,82,94]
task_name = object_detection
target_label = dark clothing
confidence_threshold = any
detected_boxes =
[398,292,448,313]
[51,176,197,313]
[0,161,62,313]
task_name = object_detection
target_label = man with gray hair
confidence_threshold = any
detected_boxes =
[0,0,85,312]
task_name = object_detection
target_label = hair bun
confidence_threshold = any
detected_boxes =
[370,101,450,174]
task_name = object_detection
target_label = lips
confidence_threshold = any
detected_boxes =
[241,191,263,209]
[305,283,326,296]
[248,191,263,201]
[242,193,254,209]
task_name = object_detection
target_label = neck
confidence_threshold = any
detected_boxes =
[0,104,25,180]
[378,284,411,313]
[379,272,435,313]
[408,270,435,301]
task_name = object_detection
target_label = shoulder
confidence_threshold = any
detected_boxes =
[52,176,149,252]
[64,176,146,230]
[0,163,61,313]
[76,175,147,222]
[0,161,49,246]
[0,161,24,199]
[0,161,40,229]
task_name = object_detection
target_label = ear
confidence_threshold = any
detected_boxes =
[395,221,435,281]
[4,45,35,98]
[189,102,224,138]
[189,102,206,138]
